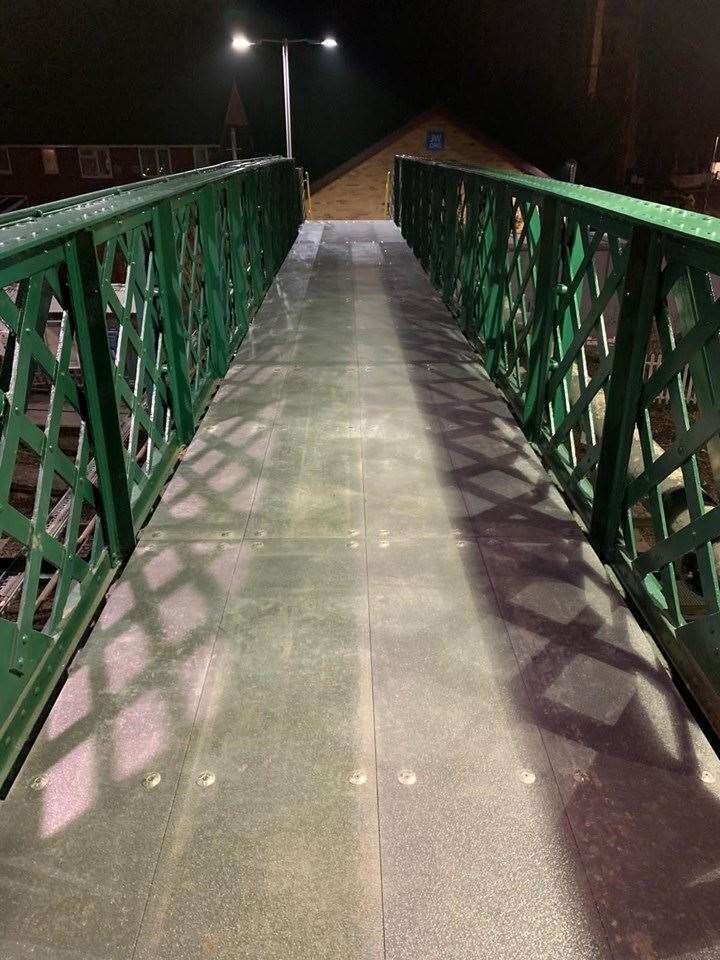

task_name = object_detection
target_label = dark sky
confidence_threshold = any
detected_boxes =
[2,0,720,183]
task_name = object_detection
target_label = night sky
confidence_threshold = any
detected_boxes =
[2,0,720,185]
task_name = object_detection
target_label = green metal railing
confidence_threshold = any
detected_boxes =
[0,157,302,788]
[396,154,720,732]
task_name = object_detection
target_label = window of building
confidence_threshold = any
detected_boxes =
[193,146,210,168]
[139,147,172,178]
[0,148,11,175]
[41,147,59,175]
[78,147,112,178]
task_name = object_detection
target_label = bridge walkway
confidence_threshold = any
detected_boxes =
[1,220,720,960]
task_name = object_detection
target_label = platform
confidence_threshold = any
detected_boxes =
[1,221,720,960]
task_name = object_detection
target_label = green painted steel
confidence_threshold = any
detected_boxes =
[395,153,720,733]
[0,157,302,789]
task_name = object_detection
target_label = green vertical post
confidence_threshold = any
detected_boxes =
[399,158,411,241]
[428,168,445,282]
[408,161,420,249]
[407,162,420,252]
[226,175,251,343]
[589,226,661,560]
[263,167,276,283]
[457,175,477,333]
[256,168,276,281]
[283,164,297,248]
[674,269,720,485]
[270,166,283,267]
[522,196,563,440]
[416,164,430,264]
[403,159,415,243]
[483,185,513,377]
[459,178,487,339]
[393,156,401,227]
[294,162,305,230]
[441,172,460,305]
[197,184,230,378]
[244,174,266,306]
[281,163,297,256]
[550,215,584,433]
[152,200,194,442]
[64,230,135,562]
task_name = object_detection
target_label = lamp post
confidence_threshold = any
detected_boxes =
[232,34,338,159]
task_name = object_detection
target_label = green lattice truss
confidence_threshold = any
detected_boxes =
[0,157,302,788]
[395,154,720,733]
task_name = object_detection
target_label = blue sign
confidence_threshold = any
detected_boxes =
[426,130,445,151]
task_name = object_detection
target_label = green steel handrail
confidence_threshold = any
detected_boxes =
[395,153,720,735]
[0,157,289,259]
[0,157,276,228]
[396,155,720,249]
[0,156,302,790]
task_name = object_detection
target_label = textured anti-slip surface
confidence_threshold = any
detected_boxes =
[2,221,720,960]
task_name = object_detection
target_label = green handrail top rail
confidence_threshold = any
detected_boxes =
[397,155,720,249]
[0,156,288,261]
[0,156,279,230]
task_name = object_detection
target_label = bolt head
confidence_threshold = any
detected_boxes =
[142,772,162,790]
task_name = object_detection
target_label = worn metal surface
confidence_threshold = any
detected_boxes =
[0,158,301,787]
[1,221,720,959]
[395,154,720,738]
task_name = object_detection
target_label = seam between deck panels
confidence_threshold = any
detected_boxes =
[128,240,309,960]
[467,538,618,960]
[353,239,389,960]
[378,238,614,956]
[128,540,244,960]
[422,338,619,959]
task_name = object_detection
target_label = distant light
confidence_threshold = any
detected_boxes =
[321,37,338,48]
[232,34,253,52]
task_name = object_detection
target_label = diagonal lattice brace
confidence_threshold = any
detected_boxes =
[589,227,662,559]
[64,231,134,563]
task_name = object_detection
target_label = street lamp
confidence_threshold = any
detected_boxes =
[231,34,253,52]
[231,34,338,159]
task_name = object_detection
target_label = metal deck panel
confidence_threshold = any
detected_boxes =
[1,221,720,959]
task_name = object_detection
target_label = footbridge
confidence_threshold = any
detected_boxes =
[1,155,720,958]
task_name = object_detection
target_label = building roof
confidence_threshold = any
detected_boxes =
[310,109,546,220]
[311,109,545,194]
